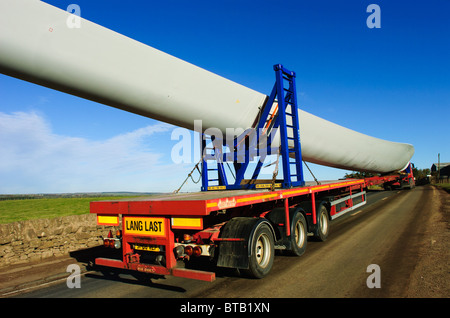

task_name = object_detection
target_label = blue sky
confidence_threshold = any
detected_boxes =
[0,0,449,194]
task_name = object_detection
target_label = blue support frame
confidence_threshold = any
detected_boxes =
[201,64,305,191]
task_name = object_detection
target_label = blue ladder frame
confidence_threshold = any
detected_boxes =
[201,64,305,191]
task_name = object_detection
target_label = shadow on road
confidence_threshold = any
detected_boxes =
[67,245,243,293]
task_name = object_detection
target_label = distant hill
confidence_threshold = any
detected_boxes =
[0,192,159,201]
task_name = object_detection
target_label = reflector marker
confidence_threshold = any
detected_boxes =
[97,215,119,226]
[171,217,203,230]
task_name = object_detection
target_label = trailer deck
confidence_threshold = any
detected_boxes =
[90,178,371,281]
[91,179,364,217]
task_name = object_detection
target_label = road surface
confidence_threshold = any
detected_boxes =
[13,186,440,298]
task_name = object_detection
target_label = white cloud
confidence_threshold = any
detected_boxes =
[0,111,191,194]
[0,111,353,194]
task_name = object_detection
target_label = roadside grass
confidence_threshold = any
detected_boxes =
[0,196,139,224]
[433,183,450,194]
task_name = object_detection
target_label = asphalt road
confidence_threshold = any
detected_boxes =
[15,186,429,299]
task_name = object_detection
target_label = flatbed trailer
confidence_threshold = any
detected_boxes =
[90,171,413,282]
[89,64,415,281]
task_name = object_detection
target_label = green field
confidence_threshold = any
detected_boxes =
[0,196,139,224]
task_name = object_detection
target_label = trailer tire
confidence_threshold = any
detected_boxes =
[313,204,329,242]
[243,222,274,279]
[287,211,307,256]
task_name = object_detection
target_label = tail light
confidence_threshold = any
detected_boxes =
[174,245,184,258]
[182,245,202,257]
[175,244,211,259]
[184,245,193,256]
[103,230,122,249]
[193,246,202,257]
[103,238,121,249]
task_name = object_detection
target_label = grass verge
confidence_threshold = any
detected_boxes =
[432,183,450,194]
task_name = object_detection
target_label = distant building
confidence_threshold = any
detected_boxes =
[431,162,450,182]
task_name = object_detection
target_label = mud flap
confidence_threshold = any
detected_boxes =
[216,217,271,269]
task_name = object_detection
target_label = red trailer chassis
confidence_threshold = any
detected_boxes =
[90,170,414,282]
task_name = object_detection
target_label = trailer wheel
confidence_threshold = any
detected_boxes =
[288,211,307,256]
[244,222,274,279]
[314,204,329,242]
